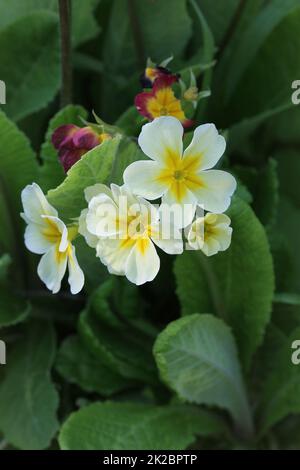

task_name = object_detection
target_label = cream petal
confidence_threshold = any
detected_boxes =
[78,209,98,248]
[183,124,226,170]
[162,187,197,228]
[67,245,84,294]
[37,245,68,294]
[123,160,168,200]
[21,183,57,224]
[84,183,112,203]
[125,238,160,285]
[86,193,119,237]
[24,223,52,254]
[202,237,221,257]
[96,238,133,275]
[41,215,69,252]
[138,116,183,164]
[151,221,183,255]
[194,170,237,213]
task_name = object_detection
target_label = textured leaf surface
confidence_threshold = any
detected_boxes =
[174,198,274,368]
[59,402,224,450]
[154,314,253,436]
[0,322,59,449]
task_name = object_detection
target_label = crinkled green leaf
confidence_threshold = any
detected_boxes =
[59,401,225,450]
[259,327,300,434]
[174,198,274,368]
[0,288,30,328]
[154,314,253,437]
[0,12,60,121]
[0,322,59,449]
[56,336,134,396]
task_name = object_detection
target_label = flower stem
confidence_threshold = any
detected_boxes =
[58,0,72,107]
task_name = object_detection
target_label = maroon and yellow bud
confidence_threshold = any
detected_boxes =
[52,125,111,173]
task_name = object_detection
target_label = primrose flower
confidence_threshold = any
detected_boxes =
[52,124,111,172]
[21,183,84,294]
[187,213,232,256]
[79,183,183,285]
[124,117,236,228]
[135,76,193,128]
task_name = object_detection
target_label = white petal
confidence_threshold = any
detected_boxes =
[78,209,98,248]
[183,124,226,170]
[187,217,205,250]
[125,238,160,285]
[202,237,221,257]
[86,193,119,237]
[162,187,197,228]
[138,116,183,164]
[41,215,68,252]
[194,170,237,213]
[151,221,183,255]
[21,183,57,224]
[96,238,134,275]
[84,184,112,203]
[37,245,67,294]
[123,160,168,200]
[24,223,52,254]
[67,244,84,294]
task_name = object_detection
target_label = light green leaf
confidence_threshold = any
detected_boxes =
[259,327,300,434]
[154,314,253,437]
[174,197,274,368]
[56,336,135,396]
[38,105,88,192]
[47,136,121,221]
[0,322,59,449]
[0,12,60,121]
[59,402,225,450]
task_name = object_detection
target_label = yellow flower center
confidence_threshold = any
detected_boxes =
[147,87,186,122]
[156,150,204,202]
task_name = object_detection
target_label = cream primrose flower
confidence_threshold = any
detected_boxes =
[78,183,183,285]
[123,116,236,228]
[187,213,232,256]
[21,183,84,294]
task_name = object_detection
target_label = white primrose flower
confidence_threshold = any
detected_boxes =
[187,213,232,256]
[21,183,84,294]
[79,183,183,286]
[123,116,236,228]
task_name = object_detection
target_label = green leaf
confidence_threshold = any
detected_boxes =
[59,402,225,450]
[0,110,37,213]
[0,288,30,328]
[56,335,134,396]
[47,136,120,221]
[0,0,101,46]
[259,327,300,434]
[174,197,274,368]
[0,12,60,121]
[78,302,158,385]
[154,314,253,437]
[0,321,59,449]
[38,105,88,192]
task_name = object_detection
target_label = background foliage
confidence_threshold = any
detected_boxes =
[0,0,300,450]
